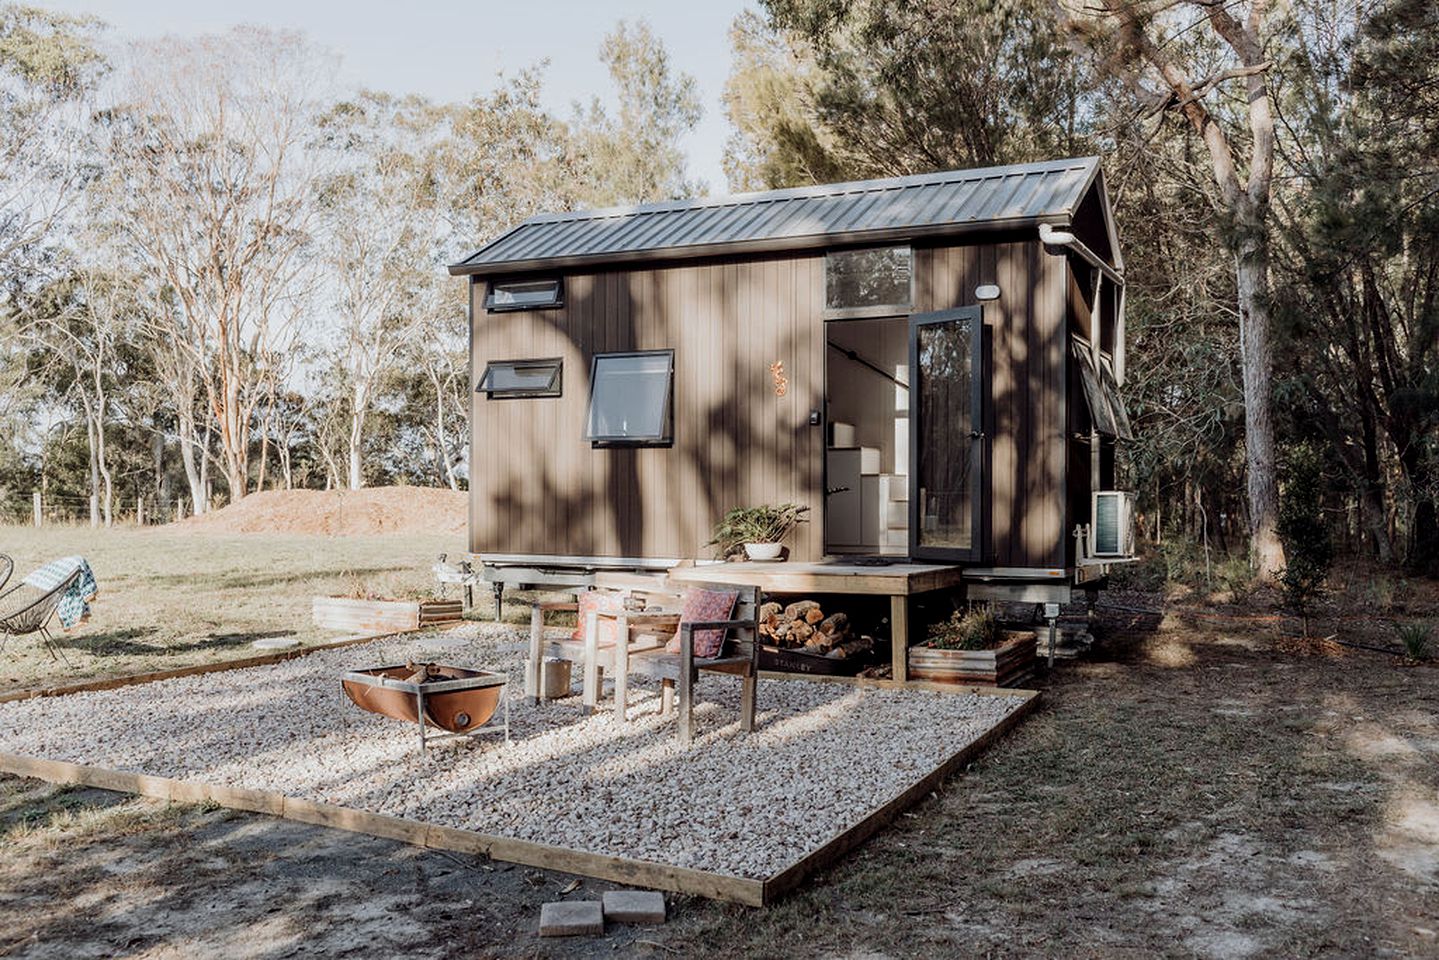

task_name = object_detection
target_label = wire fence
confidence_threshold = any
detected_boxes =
[0,491,193,527]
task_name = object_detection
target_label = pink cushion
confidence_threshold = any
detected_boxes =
[665,588,739,659]
[572,590,626,647]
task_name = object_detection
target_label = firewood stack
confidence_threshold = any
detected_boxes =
[758,600,873,659]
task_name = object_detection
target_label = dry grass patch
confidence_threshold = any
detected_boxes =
[0,526,461,692]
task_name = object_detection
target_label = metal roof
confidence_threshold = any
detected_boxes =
[449,156,1104,276]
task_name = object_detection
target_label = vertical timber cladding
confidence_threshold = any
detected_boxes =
[913,241,1068,568]
[469,240,1066,567]
[469,255,826,560]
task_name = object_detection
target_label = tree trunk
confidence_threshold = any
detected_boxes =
[1396,442,1439,576]
[86,414,100,528]
[1235,229,1284,578]
[178,409,207,515]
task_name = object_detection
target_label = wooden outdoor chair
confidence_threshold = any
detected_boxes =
[0,554,11,595]
[0,564,81,667]
[526,574,679,713]
[601,581,762,747]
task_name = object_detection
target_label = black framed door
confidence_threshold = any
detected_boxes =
[908,307,986,562]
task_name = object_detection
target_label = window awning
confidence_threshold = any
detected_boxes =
[1071,340,1132,440]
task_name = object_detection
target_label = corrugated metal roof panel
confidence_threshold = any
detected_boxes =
[451,156,1102,275]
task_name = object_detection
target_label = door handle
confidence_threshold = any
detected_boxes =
[969,431,986,440]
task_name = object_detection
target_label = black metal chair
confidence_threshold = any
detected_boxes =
[0,564,81,667]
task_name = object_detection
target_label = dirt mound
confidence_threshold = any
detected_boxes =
[176,487,466,536]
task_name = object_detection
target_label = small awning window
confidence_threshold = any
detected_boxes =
[1072,339,1132,439]
[1098,353,1133,440]
[586,351,674,445]
[477,358,562,398]
[485,278,563,312]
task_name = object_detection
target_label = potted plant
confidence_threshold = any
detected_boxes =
[709,503,810,561]
[909,606,1037,687]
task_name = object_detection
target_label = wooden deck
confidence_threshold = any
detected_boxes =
[668,561,967,681]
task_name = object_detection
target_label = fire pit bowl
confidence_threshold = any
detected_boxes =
[341,663,509,751]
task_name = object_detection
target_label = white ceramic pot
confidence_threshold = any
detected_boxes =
[744,542,784,561]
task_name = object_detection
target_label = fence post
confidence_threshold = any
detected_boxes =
[137,495,145,527]
[32,491,41,528]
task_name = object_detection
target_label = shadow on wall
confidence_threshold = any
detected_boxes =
[474,262,822,560]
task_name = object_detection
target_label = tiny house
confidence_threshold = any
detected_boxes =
[449,156,1132,611]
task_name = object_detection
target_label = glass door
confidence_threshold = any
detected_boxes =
[908,307,985,562]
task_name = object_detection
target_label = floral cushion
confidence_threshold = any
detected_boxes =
[664,588,740,659]
[572,590,626,647]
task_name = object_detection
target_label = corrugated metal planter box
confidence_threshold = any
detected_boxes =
[909,631,1036,688]
[312,597,463,634]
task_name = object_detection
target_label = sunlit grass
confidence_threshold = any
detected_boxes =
[0,525,462,691]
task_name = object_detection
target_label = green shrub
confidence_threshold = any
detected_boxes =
[708,502,809,558]
[1217,557,1258,605]
[1277,444,1334,638]
[1394,622,1432,660]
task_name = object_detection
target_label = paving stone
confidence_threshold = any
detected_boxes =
[539,900,603,937]
[602,890,666,924]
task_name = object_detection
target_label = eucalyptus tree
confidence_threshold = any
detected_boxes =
[93,27,329,506]
[725,0,1089,190]
[1057,0,1287,577]
[314,91,447,490]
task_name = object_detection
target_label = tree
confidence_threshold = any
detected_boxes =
[726,0,1088,190]
[94,27,328,505]
[572,20,704,203]
[0,4,104,288]
[315,92,443,490]
[1059,0,1286,577]
[1270,0,1439,574]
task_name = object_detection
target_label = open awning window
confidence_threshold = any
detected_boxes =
[477,358,562,398]
[1098,353,1134,440]
[1071,339,1131,440]
[586,351,674,445]
[485,278,563,312]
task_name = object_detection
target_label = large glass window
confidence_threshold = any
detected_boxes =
[825,246,912,316]
[477,358,562,398]
[586,351,674,445]
[485,278,563,312]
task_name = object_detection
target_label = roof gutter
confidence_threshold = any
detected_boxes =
[1038,223,1123,285]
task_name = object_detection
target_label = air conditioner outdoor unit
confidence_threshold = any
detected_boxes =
[1090,491,1135,558]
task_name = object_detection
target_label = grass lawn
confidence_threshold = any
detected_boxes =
[1,591,1436,958]
[0,525,466,692]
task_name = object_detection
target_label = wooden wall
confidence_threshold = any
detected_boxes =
[468,238,1069,568]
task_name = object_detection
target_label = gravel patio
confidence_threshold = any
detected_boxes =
[0,622,1029,887]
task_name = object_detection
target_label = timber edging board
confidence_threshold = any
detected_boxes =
[0,630,416,705]
[0,636,1037,906]
[0,751,767,906]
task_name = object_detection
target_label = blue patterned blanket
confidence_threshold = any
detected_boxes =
[21,556,98,629]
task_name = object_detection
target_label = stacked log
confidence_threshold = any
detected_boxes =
[758,600,872,659]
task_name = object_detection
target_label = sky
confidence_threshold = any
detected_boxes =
[45,0,754,191]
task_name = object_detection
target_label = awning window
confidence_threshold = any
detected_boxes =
[477,358,562,398]
[1071,339,1131,439]
[586,351,674,445]
[485,278,563,312]
[1098,353,1133,440]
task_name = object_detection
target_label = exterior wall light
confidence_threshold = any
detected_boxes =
[975,284,1001,302]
